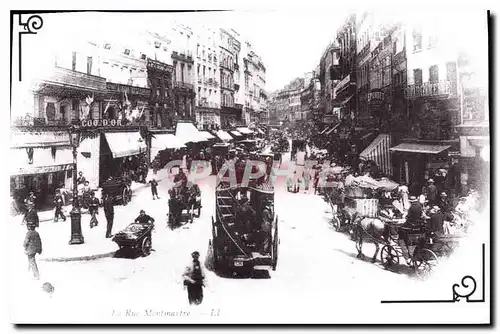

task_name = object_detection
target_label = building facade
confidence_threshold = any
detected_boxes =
[193,25,221,130]
[170,23,196,123]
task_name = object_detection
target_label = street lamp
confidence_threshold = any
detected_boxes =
[69,128,84,245]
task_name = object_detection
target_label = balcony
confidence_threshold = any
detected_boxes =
[207,78,214,86]
[42,66,107,92]
[174,81,194,91]
[357,42,371,60]
[106,82,151,97]
[405,81,452,99]
[172,51,194,64]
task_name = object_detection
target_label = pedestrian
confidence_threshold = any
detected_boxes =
[303,170,311,193]
[88,192,100,228]
[82,181,92,209]
[426,179,437,205]
[24,191,36,210]
[182,251,206,305]
[23,205,39,228]
[77,171,86,185]
[398,182,410,211]
[134,210,155,225]
[438,192,451,213]
[103,194,114,238]
[53,190,66,222]
[149,178,160,200]
[23,223,42,279]
[419,186,427,206]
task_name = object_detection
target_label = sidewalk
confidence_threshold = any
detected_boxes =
[11,168,176,262]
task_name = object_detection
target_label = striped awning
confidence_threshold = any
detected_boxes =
[360,134,392,176]
[230,130,243,137]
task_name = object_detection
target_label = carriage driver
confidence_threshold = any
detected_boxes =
[134,210,155,225]
[398,196,426,263]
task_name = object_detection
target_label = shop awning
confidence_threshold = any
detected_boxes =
[104,132,147,158]
[230,130,243,137]
[390,143,451,154]
[255,128,265,135]
[215,130,233,141]
[468,138,489,148]
[199,131,216,140]
[237,127,254,135]
[11,130,71,148]
[10,146,74,176]
[175,122,207,143]
[360,134,392,176]
[153,134,186,149]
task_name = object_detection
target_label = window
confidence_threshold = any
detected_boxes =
[72,52,76,71]
[203,65,206,78]
[154,41,161,49]
[181,63,185,82]
[124,49,130,56]
[140,54,147,60]
[104,43,111,50]
[413,68,423,85]
[412,30,422,52]
[429,65,439,83]
[428,34,438,48]
[86,56,93,74]
[446,61,457,93]
[197,64,200,76]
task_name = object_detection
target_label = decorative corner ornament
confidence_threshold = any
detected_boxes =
[381,243,486,304]
[18,14,44,81]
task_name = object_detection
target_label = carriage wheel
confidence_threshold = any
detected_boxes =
[331,215,341,232]
[141,236,152,257]
[380,245,400,269]
[122,188,129,206]
[413,248,439,279]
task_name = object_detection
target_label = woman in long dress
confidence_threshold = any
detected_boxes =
[398,183,410,210]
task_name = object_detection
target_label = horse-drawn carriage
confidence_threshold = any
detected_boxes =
[207,182,279,276]
[101,176,133,206]
[167,181,202,228]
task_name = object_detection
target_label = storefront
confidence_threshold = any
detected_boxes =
[10,129,74,211]
[456,124,489,195]
[99,130,148,183]
[150,133,186,166]
[390,141,459,195]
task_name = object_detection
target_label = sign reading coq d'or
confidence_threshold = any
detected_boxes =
[81,119,123,127]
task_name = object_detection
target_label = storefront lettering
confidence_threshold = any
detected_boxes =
[81,119,123,127]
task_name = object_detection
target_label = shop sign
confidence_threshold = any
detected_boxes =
[81,119,123,127]
[448,150,461,158]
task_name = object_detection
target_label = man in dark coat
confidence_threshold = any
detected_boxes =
[134,210,155,225]
[23,223,42,279]
[149,178,160,200]
[103,194,114,238]
[174,169,188,188]
[427,179,438,206]
[406,196,423,225]
[438,192,451,213]
[53,190,66,222]
[77,171,86,185]
[23,206,39,228]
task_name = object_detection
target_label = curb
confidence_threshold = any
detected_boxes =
[40,250,117,262]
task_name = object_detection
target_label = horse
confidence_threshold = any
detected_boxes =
[353,215,402,263]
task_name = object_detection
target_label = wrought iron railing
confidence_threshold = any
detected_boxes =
[405,81,452,99]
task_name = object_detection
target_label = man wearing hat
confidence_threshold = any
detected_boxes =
[134,210,155,225]
[438,192,451,214]
[182,251,206,305]
[23,222,42,279]
[427,179,438,206]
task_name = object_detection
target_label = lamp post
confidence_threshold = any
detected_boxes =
[69,128,84,245]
